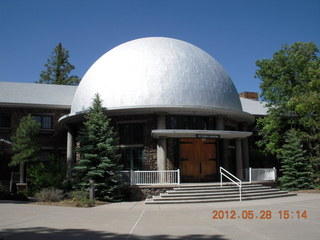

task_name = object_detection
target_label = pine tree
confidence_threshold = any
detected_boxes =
[279,129,314,191]
[9,115,40,183]
[9,114,40,167]
[73,94,124,201]
[36,43,80,85]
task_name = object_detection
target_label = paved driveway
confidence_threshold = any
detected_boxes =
[1,193,320,240]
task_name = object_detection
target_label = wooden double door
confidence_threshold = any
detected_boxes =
[180,138,217,182]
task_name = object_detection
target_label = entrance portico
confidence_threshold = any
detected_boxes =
[152,128,252,182]
[179,138,217,182]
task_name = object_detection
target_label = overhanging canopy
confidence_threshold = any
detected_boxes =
[151,129,252,139]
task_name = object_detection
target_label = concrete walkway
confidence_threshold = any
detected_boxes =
[1,193,320,240]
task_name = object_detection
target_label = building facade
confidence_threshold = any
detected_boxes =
[0,37,268,187]
[0,82,76,185]
[60,37,258,182]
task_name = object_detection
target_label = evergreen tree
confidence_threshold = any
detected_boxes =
[9,115,40,183]
[73,94,124,201]
[279,129,314,191]
[255,42,320,183]
[36,43,80,85]
[9,114,40,167]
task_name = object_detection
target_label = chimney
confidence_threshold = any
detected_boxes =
[239,92,259,101]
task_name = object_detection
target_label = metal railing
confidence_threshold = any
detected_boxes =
[220,167,242,201]
[119,169,180,186]
[249,167,276,183]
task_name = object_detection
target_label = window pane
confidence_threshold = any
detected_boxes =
[0,114,11,128]
[33,116,42,125]
[121,148,132,170]
[119,123,143,144]
[121,147,144,170]
[42,116,52,129]
[132,148,143,170]
[33,115,53,129]
[132,124,143,143]
[168,116,208,130]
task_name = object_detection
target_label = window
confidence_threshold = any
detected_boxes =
[0,113,11,128]
[33,115,53,129]
[168,115,209,130]
[119,123,143,144]
[121,147,144,170]
[118,123,144,170]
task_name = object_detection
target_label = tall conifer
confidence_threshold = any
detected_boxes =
[73,94,124,201]
[9,114,40,183]
[9,114,40,167]
[37,43,80,85]
[279,129,314,190]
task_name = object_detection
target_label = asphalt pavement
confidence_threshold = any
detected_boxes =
[0,193,319,240]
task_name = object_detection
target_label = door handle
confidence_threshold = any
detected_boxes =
[200,162,202,174]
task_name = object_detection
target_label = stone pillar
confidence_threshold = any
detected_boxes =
[236,138,243,180]
[240,124,250,180]
[157,139,167,170]
[157,115,167,170]
[66,131,75,180]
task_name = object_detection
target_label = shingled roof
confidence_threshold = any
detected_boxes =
[0,82,77,109]
[240,97,268,116]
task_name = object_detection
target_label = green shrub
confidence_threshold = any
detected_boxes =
[35,188,64,202]
[71,189,88,201]
[27,155,66,194]
[70,189,95,207]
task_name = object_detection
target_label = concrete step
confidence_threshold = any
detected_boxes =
[170,186,271,194]
[145,182,297,204]
[177,182,259,187]
[162,188,280,197]
[154,190,291,201]
[145,192,297,204]
[174,183,263,190]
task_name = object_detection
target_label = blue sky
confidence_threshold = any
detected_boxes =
[0,0,319,94]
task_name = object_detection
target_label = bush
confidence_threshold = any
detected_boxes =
[27,155,66,195]
[70,189,95,207]
[35,188,64,202]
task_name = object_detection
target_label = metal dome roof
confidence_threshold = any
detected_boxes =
[71,37,244,117]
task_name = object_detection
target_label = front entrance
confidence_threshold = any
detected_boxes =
[179,138,217,182]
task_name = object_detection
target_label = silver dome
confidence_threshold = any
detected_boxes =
[71,37,244,117]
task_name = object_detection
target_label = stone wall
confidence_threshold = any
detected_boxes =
[126,185,174,201]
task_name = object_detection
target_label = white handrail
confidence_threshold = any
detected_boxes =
[249,167,277,183]
[119,169,180,186]
[220,167,242,201]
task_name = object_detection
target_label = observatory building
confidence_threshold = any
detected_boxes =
[61,37,254,182]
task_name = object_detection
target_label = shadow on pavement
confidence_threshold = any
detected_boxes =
[0,227,229,240]
[0,200,34,205]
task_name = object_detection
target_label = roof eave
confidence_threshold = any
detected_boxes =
[0,102,71,110]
